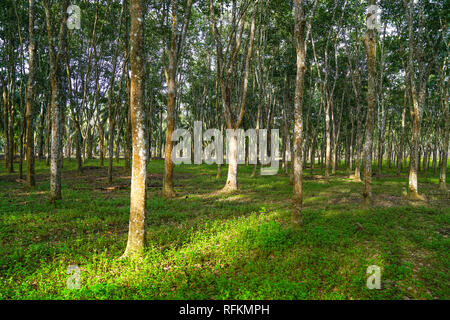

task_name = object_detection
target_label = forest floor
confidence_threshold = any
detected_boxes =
[0,159,448,299]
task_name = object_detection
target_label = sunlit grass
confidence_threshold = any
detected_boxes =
[0,158,448,299]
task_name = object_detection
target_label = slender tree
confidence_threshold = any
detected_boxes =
[292,0,317,226]
[292,0,306,226]
[162,0,193,198]
[362,0,377,207]
[123,0,147,257]
[1,76,9,170]
[25,0,36,187]
[44,0,69,201]
[403,0,439,199]
[439,61,448,191]
[107,4,124,184]
[209,0,257,192]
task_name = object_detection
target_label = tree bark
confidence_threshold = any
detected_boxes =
[209,0,257,192]
[162,1,177,197]
[397,90,407,175]
[123,0,147,257]
[25,0,36,186]
[377,25,387,178]
[439,79,448,190]
[107,5,124,183]
[1,77,8,170]
[404,0,429,200]
[292,0,307,226]
[44,0,68,202]
[163,0,193,198]
[362,1,377,207]
[45,98,51,166]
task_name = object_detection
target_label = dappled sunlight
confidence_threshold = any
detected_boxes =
[0,158,448,299]
[15,191,47,197]
[217,194,250,203]
[0,0,447,302]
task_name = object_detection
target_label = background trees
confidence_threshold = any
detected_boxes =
[0,0,447,224]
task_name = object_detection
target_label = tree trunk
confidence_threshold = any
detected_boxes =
[2,78,9,170]
[45,99,51,166]
[19,123,24,180]
[44,0,68,202]
[439,82,448,190]
[362,4,377,207]
[292,0,306,227]
[99,124,104,166]
[209,0,256,192]
[38,102,44,160]
[87,127,93,160]
[8,82,15,173]
[123,0,147,257]
[397,91,407,175]
[75,121,83,175]
[163,0,193,198]
[404,0,427,200]
[106,5,124,183]
[325,98,331,179]
[162,12,177,197]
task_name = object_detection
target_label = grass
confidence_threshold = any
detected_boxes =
[0,158,448,300]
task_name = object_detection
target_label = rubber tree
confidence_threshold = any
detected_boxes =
[162,0,193,198]
[362,0,377,207]
[43,0,69,202]
[292,0,317,226]
[209,0,257,192]
[123,0,148,257]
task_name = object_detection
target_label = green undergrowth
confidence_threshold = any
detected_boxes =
[0,159,448,299]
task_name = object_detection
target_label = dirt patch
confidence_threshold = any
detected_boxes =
[303,175,328,181]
